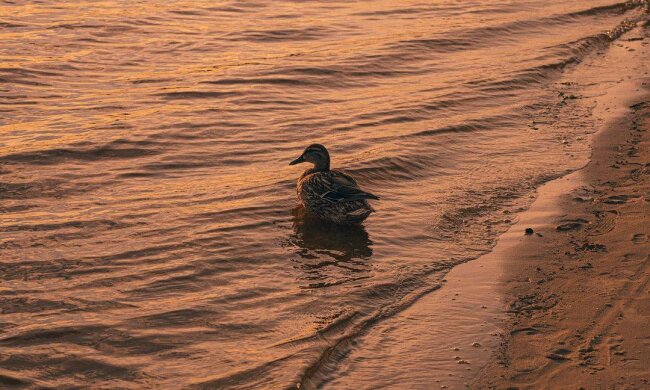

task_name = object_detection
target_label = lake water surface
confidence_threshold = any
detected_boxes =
[1,1,648,388]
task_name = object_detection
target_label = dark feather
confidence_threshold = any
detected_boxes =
[320,187,379,202]
[295,164,378,224]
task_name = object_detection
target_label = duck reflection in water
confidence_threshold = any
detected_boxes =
[287,206,373,288]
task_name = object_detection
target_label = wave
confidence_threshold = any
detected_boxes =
[226,26,335,42]
[0,140,160,166]
[155,91,240,100]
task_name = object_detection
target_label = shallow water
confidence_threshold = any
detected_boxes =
[1,1,648,388]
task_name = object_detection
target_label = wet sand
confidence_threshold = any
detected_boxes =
[472,84,650,387]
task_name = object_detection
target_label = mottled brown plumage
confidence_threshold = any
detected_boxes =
[289,144,379,225]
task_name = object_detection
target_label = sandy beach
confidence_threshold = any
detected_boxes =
[472,85,650,388]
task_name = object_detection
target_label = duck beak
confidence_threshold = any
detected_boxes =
[289,155,305,165]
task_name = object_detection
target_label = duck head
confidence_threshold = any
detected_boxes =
[289,144,330,171]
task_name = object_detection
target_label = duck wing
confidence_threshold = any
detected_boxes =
[320,171,380,202]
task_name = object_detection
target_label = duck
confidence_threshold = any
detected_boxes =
[289,144,379,225]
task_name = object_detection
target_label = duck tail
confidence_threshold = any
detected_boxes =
[364,192,380,200]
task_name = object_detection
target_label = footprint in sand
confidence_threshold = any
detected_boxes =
[586,211,618,236]
[547,348,572,361]
[603,194,639,204]
[556,218,588,231]
[511,327,539,336]
[630,163,650,179]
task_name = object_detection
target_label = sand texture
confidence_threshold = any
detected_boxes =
[473,98,650,388]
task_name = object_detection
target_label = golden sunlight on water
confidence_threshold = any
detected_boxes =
[1,0,648,388]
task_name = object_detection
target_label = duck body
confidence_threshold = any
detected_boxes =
[297,169,377,225]
[290,144,379,225]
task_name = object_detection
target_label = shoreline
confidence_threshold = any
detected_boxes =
[321,25,650,389]
[471,76,650,387]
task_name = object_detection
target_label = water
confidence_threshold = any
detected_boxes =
[1,1,648,388]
